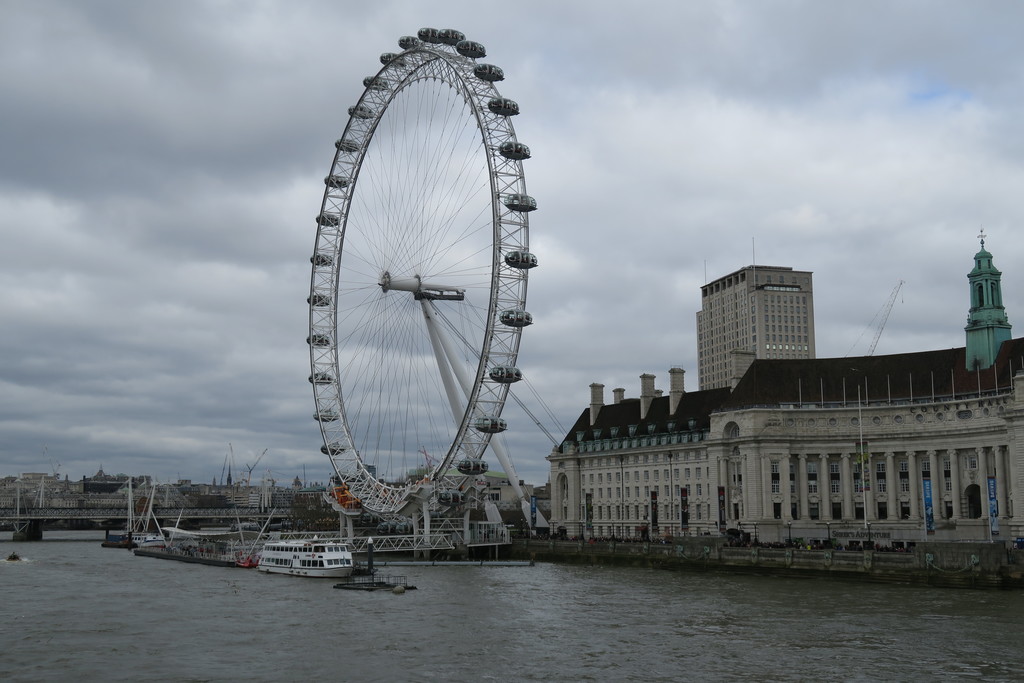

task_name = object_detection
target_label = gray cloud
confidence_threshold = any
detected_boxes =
[3,1,1024,487]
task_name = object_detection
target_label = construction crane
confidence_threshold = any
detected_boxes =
[867,280,905,355]
[844,280,904,357]
[244,449,267,486]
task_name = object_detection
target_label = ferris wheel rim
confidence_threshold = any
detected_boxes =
[307,30,535,515]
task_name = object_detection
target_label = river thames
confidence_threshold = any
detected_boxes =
[3,531,1023,682]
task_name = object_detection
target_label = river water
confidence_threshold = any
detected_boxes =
[3,531,1023,682]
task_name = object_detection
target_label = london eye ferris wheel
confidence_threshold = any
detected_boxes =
[307,28,538,516]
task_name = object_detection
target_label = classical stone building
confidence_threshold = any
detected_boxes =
[697,265,816,390]
[549,239,1022,547]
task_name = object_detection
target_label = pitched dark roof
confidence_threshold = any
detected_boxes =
[562,387,732,443]
[721,337,1024,410]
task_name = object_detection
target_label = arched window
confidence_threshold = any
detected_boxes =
[724,422,740,439]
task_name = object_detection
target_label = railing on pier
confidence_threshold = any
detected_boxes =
[0,507,267,521]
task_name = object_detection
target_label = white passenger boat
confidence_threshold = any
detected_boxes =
[257,538,355,578]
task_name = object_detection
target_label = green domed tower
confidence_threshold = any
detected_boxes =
[965,232,1012,370]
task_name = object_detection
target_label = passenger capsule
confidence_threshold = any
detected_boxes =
[309,372,334,384]
[473,416,507,434]
[314,410,340,422]
[335,138,359,152]
[474,64,504,82]
[499,309,533,327]
[321,442,346,455]
[398,35,420,50]
[377,520,411,534]
[437,29,466,46]
[489,366,524,383]
[504,250,538,269]
[488,98,519,116]
[504,194,537,212]
[348,104,374,119]
[362,75,389,91]
[456,459,489,476]
[456,40,486,59]
[436,490,464,506]
[310,253,333,267]
[324,175,349,189]
[499,141,531,160]
[308,293,331,307]
[379,52,405,66]
[307,334,331,347]
[417,27,441,43]
[316,213,340,227]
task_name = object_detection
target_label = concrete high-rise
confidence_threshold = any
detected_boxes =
[696,265,816,390]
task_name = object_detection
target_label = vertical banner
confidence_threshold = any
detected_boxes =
[857,441,870,493]
[922,476,935,534]
[530,495,537,529]
[681,486,689,531]
[987,476,999,536]
[650,490,658,532]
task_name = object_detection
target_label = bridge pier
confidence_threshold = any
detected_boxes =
[13,519,43,542]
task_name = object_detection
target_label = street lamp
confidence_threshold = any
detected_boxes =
[825,522,831,547]
[753,522,759,545]
[787,521,793,545]
[866,522,872,550]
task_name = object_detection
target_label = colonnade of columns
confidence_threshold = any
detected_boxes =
[717,445,1013,526]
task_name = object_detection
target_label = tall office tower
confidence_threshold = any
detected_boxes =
[696,265,816,390]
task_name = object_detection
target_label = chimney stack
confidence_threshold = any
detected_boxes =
[640,373,656,419]
[589,383,604,426]
[613,387,625,404]
[669,367,686,414]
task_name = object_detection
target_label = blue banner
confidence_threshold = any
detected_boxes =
[987,476,999,536]
[922,477,935,534]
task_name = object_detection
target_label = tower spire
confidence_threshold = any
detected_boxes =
[965,233,1011,370]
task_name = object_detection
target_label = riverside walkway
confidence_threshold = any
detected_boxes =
[510,536,1024,589]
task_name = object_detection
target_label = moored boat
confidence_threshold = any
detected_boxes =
[257,538,354,578]
[102,530,165,549]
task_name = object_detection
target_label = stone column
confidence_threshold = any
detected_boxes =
[761,455,774,519]
[743,453,755,522]
[948,449,961,520]
[886,451,897,520]
[995,445,1008,520]
[820,453,832,520]
[798,454,809,520]
[782,455,793,521]
[720,457,730,527]
[977,446,989,521]
[841,453,853,520]
[908,451,919,520]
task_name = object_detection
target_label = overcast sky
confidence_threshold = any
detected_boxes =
[3,1,1024,487]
